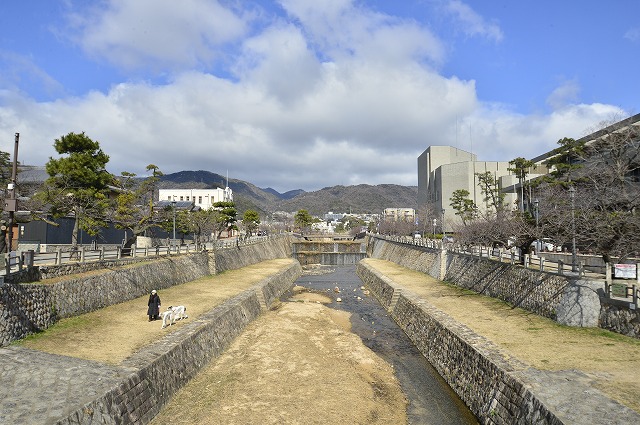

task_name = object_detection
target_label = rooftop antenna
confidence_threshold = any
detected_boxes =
[455,116,458,147]
[470,123,477,204]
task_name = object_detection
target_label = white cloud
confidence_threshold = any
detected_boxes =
[461,102,626,163]
[546,80,581,110]
[0,0,630,193]
[624,27,640,42]
[0,51,64,98]
[1,64,622,192]
[234,24,324,105]
[444,0,503,43]
[278,0,445,65]
[67,0,249,70]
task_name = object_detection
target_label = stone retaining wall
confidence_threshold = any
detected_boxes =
[366,236,640,337]
[443,253,569,320]
[0,236,293,347]
[366,236,442,279]
[0,253,213,346]
[55,261,302,424]
[357,262,561,424]
[599,298,640,337]
[357,262,640,425]
[366,236,590,323]
[213,235,292,272]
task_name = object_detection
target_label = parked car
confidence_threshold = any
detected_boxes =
[531,238,560,252]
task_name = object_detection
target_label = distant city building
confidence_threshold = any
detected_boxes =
[312,221,334,233]
[324,211,347,221]
[158,187,233,209]
[383,208,416,222]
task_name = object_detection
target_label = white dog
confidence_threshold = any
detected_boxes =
[161,305,188,329]
[160,309,174,329]
[169,305,188,321]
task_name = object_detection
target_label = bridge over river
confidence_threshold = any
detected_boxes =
[0,235,638,424]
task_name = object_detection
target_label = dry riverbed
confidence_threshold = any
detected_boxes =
[18,259,408,424]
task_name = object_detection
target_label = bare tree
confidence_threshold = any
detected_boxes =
[538,117,640,262]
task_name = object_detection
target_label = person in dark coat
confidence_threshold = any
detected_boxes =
[147,290,161,321]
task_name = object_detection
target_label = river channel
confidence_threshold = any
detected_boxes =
[290,265,478,425]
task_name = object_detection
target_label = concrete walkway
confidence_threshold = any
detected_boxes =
[0,346,135,424]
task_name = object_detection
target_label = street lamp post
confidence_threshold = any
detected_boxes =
[569,186,577,272]
[534,199,539,254]
[441,209,446,236]
[432,218,436,238]
[171,201,176,243]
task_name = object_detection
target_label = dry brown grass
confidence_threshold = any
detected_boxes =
[17,259,296,365]
[362,258,640,413]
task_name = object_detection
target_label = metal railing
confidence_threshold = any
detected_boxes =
[376,234,640,303]
[2,234,284,276]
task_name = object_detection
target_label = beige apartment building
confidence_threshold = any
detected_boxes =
[417,146,521,232]
[383,207,416,222]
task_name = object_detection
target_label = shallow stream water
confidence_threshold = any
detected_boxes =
[289,264,478,425]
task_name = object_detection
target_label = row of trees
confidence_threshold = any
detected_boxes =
[445,117,639,263]
[3,132,264,250]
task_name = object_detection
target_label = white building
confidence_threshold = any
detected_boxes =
[158,187,233,210]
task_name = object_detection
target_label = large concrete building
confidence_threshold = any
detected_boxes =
[418,114,640,233]
[417,146,522,231]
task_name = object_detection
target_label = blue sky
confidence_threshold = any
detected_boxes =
[0,0,638,192]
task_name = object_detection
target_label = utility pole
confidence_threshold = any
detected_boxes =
[569,186,577,272]
[5,133,19,253]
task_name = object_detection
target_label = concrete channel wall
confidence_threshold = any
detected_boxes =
[0,236,293,347]
[357,262,640,425]
[291,240,367,266]
[357,262,561,424]
[365,236,603,326]
[58,261,302,425]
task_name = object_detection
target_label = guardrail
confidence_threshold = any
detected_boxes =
[1,234,282,277]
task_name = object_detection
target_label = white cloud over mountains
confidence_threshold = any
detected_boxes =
[0,0,628,192]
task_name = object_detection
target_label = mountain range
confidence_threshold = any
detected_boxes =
[158,170,418,216]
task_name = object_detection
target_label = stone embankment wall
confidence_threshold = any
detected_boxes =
[366,235,640,338]
[599,299,640,337]
[214,235,292,272]
[366,236,569,320]
[366,237,443,280]
[358,262,640,425]
[58,261,301,425]
[0,236,293,347]
[443,254,569,320]
[357,262,562,424]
